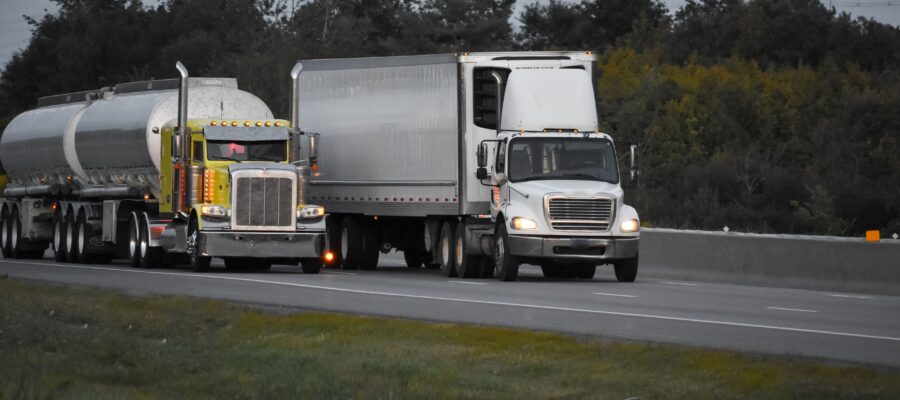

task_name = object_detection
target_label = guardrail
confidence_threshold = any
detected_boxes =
[640,228,900,296]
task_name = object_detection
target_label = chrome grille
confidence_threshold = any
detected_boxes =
[546,197,614,231]
[232,175,295,231]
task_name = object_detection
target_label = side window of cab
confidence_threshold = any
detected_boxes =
[192,141,204,163]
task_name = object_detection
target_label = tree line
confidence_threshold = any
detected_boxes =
[1,0,898,236]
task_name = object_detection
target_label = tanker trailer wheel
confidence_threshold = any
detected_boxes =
[403,248,424,268]
[453,221,480,279]
[74,213,94,264]
[493,221,519,282]
[339,217,362,270]
[138,214,162,269]
[187,217,211,272]
[9,208,24,259]
[52,210,67,262]
[613,253,639,283]
[127,212,141,268]
[64,211,79,262]
[438,220,458,277]
[0,208,11,258]
[300,258,322,274]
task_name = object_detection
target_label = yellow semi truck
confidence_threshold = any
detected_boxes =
[0,62,326,272]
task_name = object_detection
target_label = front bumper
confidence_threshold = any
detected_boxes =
[507,235,639,261]
[198,230,325,258]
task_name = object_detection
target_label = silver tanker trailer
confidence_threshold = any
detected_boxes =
[0,63,327,272]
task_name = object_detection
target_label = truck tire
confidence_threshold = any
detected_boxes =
[614,253,639,282]
[187,217,211,272]
[438,221,457,277]
[300,258,323,274]
[138,215,161,269]
[1,209,11,258]
[9,210,25,259]
[52,212,67,262]
[453,221,479,278]
[360,219,380,270]
[127,212,141,268]
[74,213,93,264]
[494,221,519,282]
[339,217,362,270]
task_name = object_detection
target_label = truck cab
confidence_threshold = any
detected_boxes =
[158,118,326,271]
[476,66,640,281]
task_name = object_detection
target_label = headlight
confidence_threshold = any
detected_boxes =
[511,217,538,230]
[297,205,325,219]
[620,219,640,233]
[200,205,228,218]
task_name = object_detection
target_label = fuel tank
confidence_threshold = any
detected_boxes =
[0,78,272,198]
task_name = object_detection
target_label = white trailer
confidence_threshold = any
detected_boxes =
[292,52,640,281]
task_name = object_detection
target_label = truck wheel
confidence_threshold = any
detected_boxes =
[576,264,597,280]
[494,222,519,282]
[74,213,93,264]
[187,217,211,272]
[453,222,479,278]
[614,253,639,283]
[127,212,141,268]
[339,217,362,270]
[1,208,11,258]
[360,218,380,270]
[403,249,424,268]
[10,210,25,259]
[138,215,161,269]
[300,258,322,274]
[438,221,457,277]
[52,212,67,262]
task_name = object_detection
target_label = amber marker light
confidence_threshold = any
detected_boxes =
[255,121,263,127]
[324,251,335,263]
[274,121,284,127]
[265,121,272,127]
[231,121,238,127]
[210,121,218,126]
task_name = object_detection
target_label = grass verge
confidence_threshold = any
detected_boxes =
[2,277,899,399]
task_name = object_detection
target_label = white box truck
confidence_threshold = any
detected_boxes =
[291,52,640,281]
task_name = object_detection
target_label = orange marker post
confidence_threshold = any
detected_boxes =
[865,230,880,242]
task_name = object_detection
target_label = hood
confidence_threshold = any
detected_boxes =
[228,162,295,173]
[510,179,622,198]
[500,69,598,132]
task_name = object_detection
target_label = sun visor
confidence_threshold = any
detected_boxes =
[203,125,289,141]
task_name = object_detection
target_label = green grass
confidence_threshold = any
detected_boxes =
[2,276,899,399]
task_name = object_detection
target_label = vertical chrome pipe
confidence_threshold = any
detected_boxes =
[290,62,304,129]
[175,61,189,160]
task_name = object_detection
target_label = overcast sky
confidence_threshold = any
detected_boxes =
[1,0,899,69]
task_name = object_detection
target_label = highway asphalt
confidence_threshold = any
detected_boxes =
[2,253,899,368]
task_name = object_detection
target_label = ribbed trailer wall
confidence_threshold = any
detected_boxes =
[297,55,462,217]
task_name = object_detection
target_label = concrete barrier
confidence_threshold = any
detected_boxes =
[639,228,900,296]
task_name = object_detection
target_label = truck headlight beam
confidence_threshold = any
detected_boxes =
[511,217,538,231]
[620,219,640,233]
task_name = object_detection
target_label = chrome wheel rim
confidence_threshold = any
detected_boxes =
[1,218,8,250]
[494,235,504,275]
[78,222,86,256]
[65,221,74,255]
[129,220,138,260]
[11,217,19,250]
[139,224,148,258]
[441,233,450,266]
[455,235,463,268]
[340,227,349,260]
[53,220,62,252]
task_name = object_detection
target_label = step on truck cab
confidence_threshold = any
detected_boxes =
[0,62,327,273]
[293,52,639,281]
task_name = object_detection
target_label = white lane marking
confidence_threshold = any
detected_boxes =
[7,260,900,343]
[766,306,819,313]
[661,281,698,287]
[593,292,637,298]
[448,280,487,285]
[828,294,873,300]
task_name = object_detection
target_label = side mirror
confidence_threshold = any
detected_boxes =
[477,142,488,167]
[476,167,488,180]
[629,144,640,182]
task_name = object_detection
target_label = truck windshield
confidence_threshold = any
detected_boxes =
[507,137,619,184]
[207,140,287,162]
